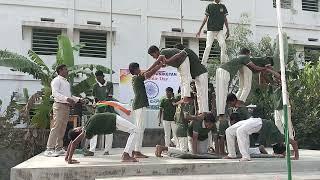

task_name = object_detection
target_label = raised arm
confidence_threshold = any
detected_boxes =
[146,58,163,72]
[196,16,208,38]
[144,61,164,79]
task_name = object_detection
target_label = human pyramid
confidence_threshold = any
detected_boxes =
[43,0,299,164]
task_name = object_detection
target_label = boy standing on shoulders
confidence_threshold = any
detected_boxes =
[129,61,164,158]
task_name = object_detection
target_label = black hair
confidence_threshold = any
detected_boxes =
[95,70,104,77]
[148,45,160,54]
[239,48,251,55]
[226,93,238,103]
[174,43,185,50]
[129,62,140,75]
[56,64,67,75]
[273,143,286,154]
[68,129,81,141]
[166,87,174,93]
[204,113,216,124]
[230,112,241,123]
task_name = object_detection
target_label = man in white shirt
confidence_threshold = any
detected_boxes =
[44,64,82,157]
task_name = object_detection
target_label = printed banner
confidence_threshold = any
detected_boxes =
[119,67,180,109]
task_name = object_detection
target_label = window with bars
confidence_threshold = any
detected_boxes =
[199,39,220,60]
[79,31,107,58]
[164,37,189,48]
[302,0,319,12]
[304,46,320,62]
[273,0,292,9]
[32,28,61,55]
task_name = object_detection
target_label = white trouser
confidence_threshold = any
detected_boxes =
[202,30,228,67]
[89,134,113,153]
[274,106,294,139]
[195,73,209,113]
[163,120,179,147]
[188,137,208,154]
[168,137,188,153]
[236,66,252,102]
[215,68,230,116]
[226,118,262,159]
[115,115,138,154]
[177,57,192,98]
[133,107,147,151]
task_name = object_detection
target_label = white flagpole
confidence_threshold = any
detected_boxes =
[110,0,113,81]
[275,0,292,179]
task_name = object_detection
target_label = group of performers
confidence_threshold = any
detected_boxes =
[64,0,299,164]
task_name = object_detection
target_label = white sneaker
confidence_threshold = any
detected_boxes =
[53,149,66,156]
[44,150,58,157]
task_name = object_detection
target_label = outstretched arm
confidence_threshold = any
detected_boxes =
[143,61,164,79]
[246,62,267,73]
[196,16,208,38]
[266,68,281,81]
[146,58,163,72]
[65,131,85,164]
[164,50,188,65]
[185,113,205,122]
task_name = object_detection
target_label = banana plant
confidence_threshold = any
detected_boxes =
[0,35,113,128]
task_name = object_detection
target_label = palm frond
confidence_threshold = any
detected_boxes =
[0,50,46,80]
[28,50,51,74]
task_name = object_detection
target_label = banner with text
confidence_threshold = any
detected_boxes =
[119,67,180,109]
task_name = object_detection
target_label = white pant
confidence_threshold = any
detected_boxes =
[215,68,230,116]
[188,137,208,154]
[115,115,138,154]
[133,107,147,151]
[89,134,113,153]
[236,66,252,102]
[202,30,228,67]
[177,57,192,98]
[274,106,294,139]
[168,137,188,153]
[163,120,179,147]
[226,118,262,159]
[195,73,209,113]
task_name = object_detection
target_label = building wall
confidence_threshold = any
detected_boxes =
[0,0,319,111]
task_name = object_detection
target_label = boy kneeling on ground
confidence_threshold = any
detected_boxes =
[66,112,139,164]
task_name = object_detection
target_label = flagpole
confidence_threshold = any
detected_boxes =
[110,0,113,81]
[180,0,183,44]
[275,0,292,179]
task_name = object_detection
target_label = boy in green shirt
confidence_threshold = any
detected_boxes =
[224,114,299,161]
[85,70,115,156]
[196,0,230,65]
[66,112,139,163]
[129,61,164,158]
[159,87,178,147]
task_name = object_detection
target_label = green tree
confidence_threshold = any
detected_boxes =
[0,35,112,128]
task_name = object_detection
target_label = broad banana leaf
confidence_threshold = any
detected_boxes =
[31,86,52,128]
[0,50,46,80]
[71,74,96,96]
[69,64,114,77]
[57,35,74,67]
[28,50,51,74]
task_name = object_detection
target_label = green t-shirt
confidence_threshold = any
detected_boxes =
[132,74,149,110]
[183,48,207,79]
[92,83,108,102]
[205,3,228,31]
[175,103,196,137]
[85,112,117,139]
[160,97,177,121]
[236,104,250,121]
[220,55,251,80]
[250,57,273,68]
[160,48,183,68]
[188,120,213,141]
[258,119,284,146]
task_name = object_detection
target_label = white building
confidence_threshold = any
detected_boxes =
[0,0,319,116]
